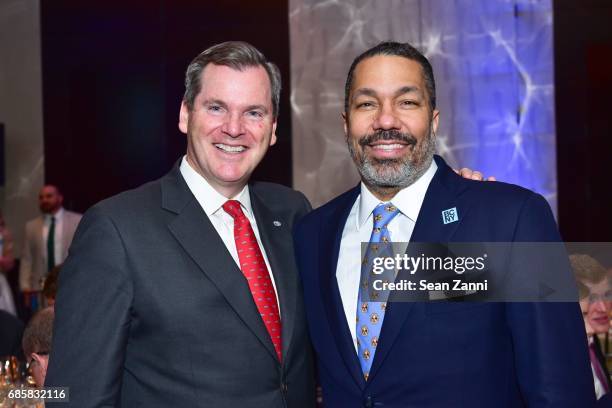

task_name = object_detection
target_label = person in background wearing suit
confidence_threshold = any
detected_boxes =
[45,41,315,407]
[294,41,595,407]
[0,209,16,315]
[19,185,81,311]
[572,254,612,401]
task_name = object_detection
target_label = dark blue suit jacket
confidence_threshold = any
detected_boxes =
[294,155,595,407]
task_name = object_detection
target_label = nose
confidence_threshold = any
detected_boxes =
[373,102,401,131]
[222,112,245,138]
[594,300,608,313]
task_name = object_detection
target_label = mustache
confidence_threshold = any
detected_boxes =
[359,130,417,147]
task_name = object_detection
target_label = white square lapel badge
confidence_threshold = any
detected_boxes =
[442,207,459,225]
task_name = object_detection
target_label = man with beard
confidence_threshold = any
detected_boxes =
[294,42,595,407]
[19,185,81,309]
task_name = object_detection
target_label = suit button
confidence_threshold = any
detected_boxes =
[363,396,373,408]
[281,383,288,394]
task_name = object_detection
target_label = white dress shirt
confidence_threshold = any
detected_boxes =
[42,207,65,266]
[336,160,437,351]
[179,157,280,308]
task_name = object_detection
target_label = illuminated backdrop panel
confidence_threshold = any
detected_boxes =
[290,0,556,213]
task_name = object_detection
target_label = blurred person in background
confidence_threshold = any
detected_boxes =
[0,309,23,357]
[21,306,54,388]
[42,264,61,307]
[608,266,612,322]
[19,185,81,311]
[0,209,16,315]
[572,254,612,401]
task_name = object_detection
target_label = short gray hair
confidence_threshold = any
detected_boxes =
[183,41,282,118]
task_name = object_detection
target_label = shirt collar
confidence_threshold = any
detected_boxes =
[179,156,253,217]
[357,159,437,229]
[46,207,64,221]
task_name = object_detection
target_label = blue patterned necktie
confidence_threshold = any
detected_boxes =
[356,203,400,381]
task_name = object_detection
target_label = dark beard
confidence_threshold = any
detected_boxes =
[348,127,436,191]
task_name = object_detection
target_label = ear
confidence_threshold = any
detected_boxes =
[269,119,278,147]
[431,109,440,136]
[178,101,190,134]
[32,353,49,370]
[342,112,348,140]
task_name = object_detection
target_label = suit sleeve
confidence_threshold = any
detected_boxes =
[19,223,33,291]
[45,206,133,408]
[295,191,312,224]
[506,193,596,407]
[63,212,83,261]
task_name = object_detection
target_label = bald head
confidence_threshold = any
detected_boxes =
[39,185,63,214]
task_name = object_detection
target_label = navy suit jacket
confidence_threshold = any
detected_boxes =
[294,155,595,407]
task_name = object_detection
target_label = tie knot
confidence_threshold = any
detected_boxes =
[222,200,246,220]
[372,203,399,229]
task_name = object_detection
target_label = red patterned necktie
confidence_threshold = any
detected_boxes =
[222,200,282,361]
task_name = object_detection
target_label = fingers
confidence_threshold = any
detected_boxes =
[470,171,483,180]
[457,168,481,180]
[455,168,496,182]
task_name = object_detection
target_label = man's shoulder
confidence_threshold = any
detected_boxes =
[295,186,359,235]
[63,209,83,221]
[460,177,538,205]
[444,171,559,240]
[86,177,165,222]
[249,181,309,210]
[435,155,542,209]
[250,180,302,198]
[25,216,43,228]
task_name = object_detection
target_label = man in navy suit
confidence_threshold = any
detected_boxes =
[294,41,596,407]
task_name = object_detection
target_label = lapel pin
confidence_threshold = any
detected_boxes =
[273,221,282,227]
[441,207,459,225]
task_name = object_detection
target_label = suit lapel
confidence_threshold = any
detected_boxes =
[410,156,470,243]
[162,168,280,363]
[367,155,471,383]
[61,213,72,259]
[249,189,298,365]
[319,186,366,389]
[35,217,45,255]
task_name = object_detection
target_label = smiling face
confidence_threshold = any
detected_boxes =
[344,55,439,199]
[178,63,277,198]
[584,279,611,335]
